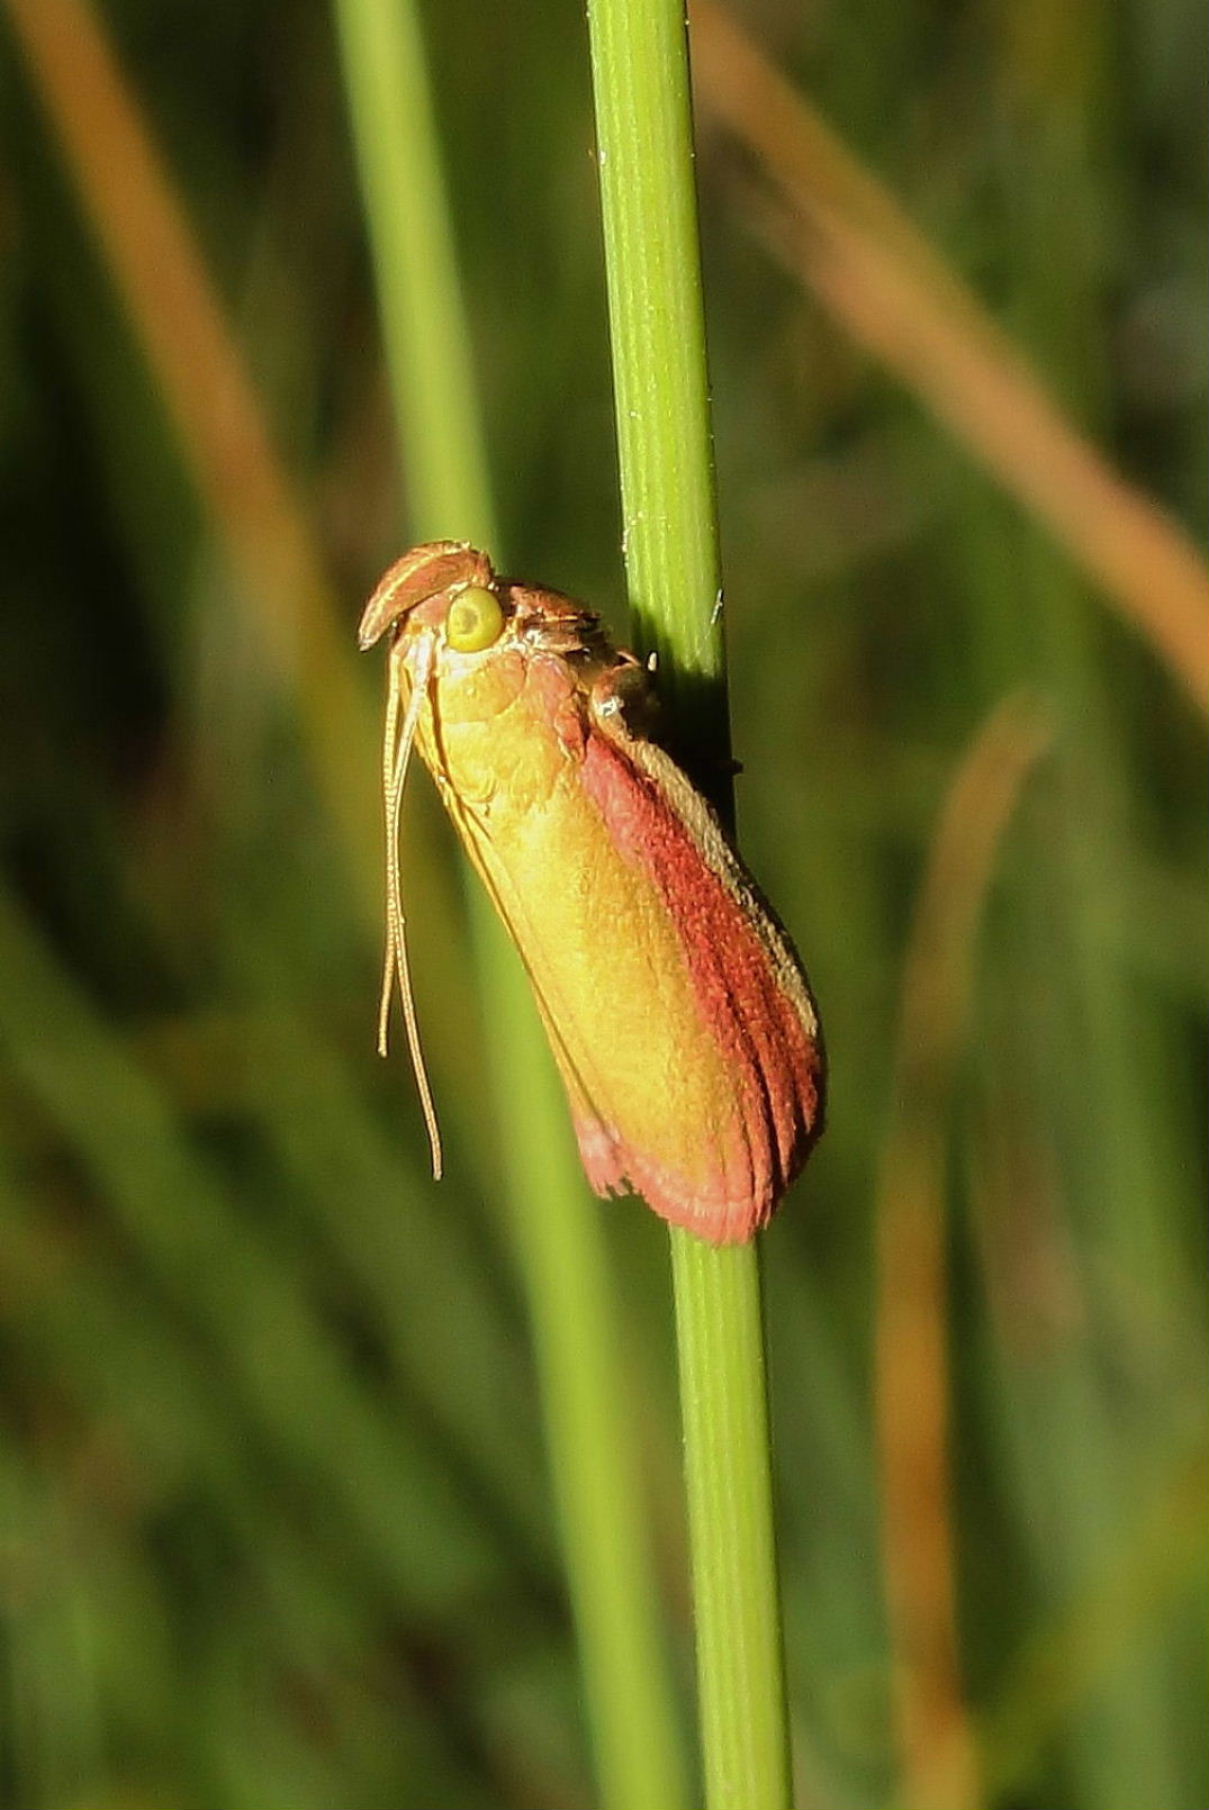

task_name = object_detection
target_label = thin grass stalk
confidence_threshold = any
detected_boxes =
[875,693,1050,1810]
[688,0,1209,720]
[585,2,792,1805]
[2,0,494,1145]
[331,3,685,1805]
[1,0,381,904]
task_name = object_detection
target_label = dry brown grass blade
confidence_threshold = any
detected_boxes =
[4,0,489,1151]
[690,0,1209,719]
[4,0,381,900]
[873,694,1052,1810]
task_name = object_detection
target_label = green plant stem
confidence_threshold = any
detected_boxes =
[587,0,729,794]
[330,0,492,545]
[332,4,685,1806]
[587,2,793,1806]
[671,1237,793,1808]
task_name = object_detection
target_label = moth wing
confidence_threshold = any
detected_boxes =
[445,722,824,1243]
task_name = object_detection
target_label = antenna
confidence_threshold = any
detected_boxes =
[376,631,443,1179]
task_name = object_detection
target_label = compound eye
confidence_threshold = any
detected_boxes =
[446,586,504,653]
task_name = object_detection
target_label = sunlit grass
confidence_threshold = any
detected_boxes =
[586,0,792,1804]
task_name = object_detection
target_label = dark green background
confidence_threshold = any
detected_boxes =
[2,1,1205,1806]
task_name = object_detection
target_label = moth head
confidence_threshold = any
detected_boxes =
[357,540,498,650]
[357,541,515,1189]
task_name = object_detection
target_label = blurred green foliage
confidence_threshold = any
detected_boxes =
[1,1,1205,1808]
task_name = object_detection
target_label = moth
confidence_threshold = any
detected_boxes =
[359,541,825,1244]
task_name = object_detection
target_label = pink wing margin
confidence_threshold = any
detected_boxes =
[576,728,825,1243]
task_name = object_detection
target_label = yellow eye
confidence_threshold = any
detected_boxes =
[446,586,505,653]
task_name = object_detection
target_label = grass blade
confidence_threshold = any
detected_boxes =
[587,1,793,1803]
[332,3,687,1803]
[689,0,1209,720]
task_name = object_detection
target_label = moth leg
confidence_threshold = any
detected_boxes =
[587,655,659,744]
